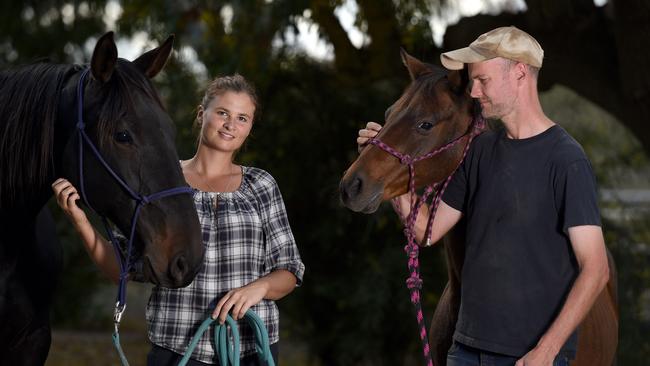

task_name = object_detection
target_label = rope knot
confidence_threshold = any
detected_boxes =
[404,243,419,258]
[399,154,412,165]
[474,115,487,131]
[406,275,423,290]
[139,195,151,205]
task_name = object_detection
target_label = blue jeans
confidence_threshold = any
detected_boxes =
[447,341,570,366]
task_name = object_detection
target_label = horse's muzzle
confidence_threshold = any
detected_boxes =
[339,169,383,213]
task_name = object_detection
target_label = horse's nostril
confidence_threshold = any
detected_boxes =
[171,254,189,285]
[351,177,363,196]
[341,175,363,203]
[176,255,187,273]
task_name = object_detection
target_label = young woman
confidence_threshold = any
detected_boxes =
[52,74,305,365]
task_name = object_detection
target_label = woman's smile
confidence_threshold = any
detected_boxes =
[218,130,235,140]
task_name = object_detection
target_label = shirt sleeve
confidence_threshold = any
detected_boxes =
[259,175,305,286]
[555,159,602,232]
[442,155,469,213]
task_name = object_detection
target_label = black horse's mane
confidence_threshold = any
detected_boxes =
[0,59,163,207]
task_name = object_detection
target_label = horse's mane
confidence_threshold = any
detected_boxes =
[0,59,164,207]
[0,62,76,207]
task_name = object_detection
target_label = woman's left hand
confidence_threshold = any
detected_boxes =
[212,281,268,324]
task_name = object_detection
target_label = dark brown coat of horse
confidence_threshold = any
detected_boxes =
[0,33,204,365]
[339,50,618,366]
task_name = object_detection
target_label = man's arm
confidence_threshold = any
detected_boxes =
[516,225,610,366]
[393,194,462,246]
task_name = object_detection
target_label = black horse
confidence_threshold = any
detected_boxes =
[0,32,204,365]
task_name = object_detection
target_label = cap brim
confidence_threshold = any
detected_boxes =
[440,47,491,70]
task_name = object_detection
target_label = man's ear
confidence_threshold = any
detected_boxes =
[515,62,527,80]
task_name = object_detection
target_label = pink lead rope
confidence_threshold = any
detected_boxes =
[368,116,486,366]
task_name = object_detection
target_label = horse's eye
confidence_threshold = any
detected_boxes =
[417,121,434,131]
[114,130,132,143]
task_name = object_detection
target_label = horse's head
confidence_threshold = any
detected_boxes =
[340,50,475,213]
[58,32,203,287]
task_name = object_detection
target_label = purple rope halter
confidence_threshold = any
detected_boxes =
[368,115,485,366]
[74,68,193,337]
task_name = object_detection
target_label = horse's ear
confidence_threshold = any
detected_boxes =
[90,32,118,83]
[400,48,431,80]
[447,68,469,95]
[133,35,175,79]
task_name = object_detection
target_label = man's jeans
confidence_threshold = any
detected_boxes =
[447,341,571,366]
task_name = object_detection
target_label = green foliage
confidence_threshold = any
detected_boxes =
[0,1,107,64]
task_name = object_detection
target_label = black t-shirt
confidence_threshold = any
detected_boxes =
[442,125,601,358]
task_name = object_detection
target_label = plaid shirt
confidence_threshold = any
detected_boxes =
[127,166,304,363]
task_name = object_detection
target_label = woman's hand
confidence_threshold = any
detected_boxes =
[212,282,268,324]
[211,270,297,324]
[357,121,383,153]
[51,178,121,282]
[51,178,88,227]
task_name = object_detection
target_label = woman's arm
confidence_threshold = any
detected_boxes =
[51,178,120,283]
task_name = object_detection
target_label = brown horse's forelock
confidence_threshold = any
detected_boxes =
[389,68,449,118]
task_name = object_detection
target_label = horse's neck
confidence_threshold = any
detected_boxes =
[0,64,78,214]
[442,219,466,287]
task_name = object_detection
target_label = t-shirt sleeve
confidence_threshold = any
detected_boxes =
[555,159,602,232]
[259,174,305,286]
[442,156,469,212]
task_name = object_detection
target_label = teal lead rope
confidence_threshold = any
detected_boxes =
[112,309,273,366]
[112,302,130,366]
[178,310,275,366]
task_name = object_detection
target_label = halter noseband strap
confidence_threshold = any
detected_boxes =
[367,116,485,366]
[75,68,194,333]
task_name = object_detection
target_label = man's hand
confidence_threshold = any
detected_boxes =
[357,121,382,153]
[515,345,556,366]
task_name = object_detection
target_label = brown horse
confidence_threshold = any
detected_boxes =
[339,50,618,366]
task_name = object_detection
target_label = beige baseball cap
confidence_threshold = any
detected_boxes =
[440,26,544,70]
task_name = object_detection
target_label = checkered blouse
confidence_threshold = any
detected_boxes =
[129,166,304,363]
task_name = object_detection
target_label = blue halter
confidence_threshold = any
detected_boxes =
[75,68,194,364]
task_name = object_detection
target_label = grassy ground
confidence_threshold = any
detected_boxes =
[46,330,315,366]
[46,284,316,366]
[47,330,149,366]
